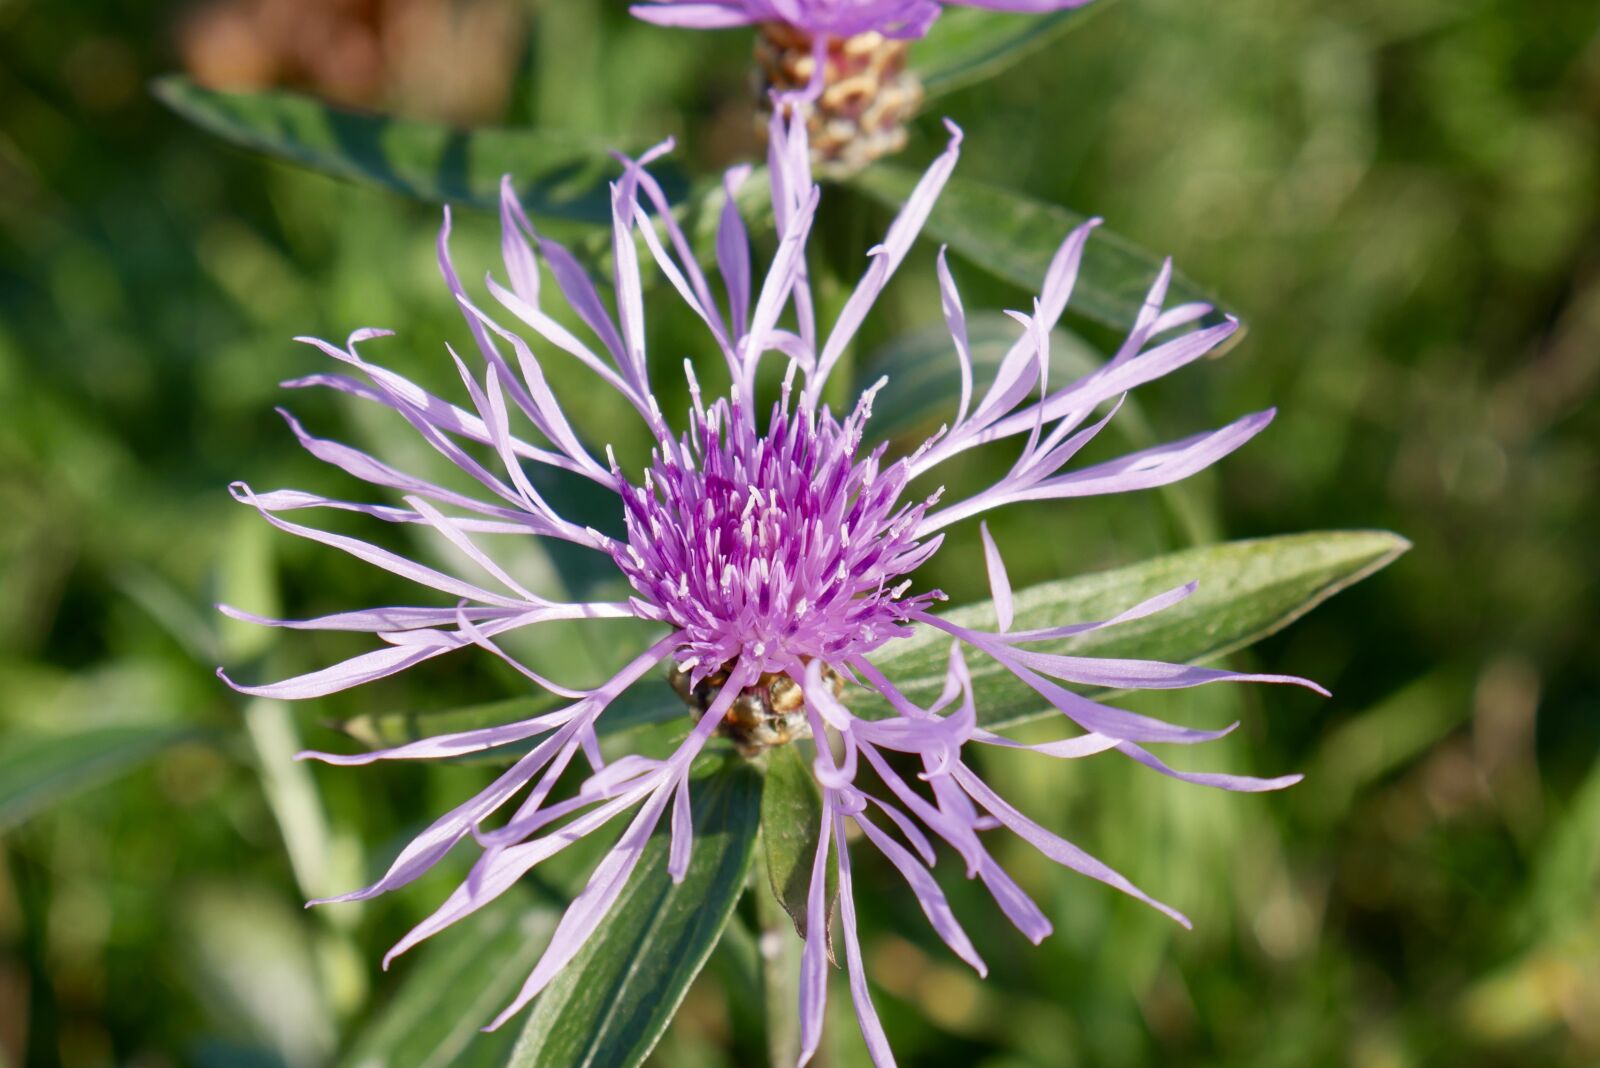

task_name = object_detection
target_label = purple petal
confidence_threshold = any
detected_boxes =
[953,764,1191,929]
[796,800,833,1066]
[302,704,575,767]
[1001,581,1197,642]
[975,855,1052,943]
[390,782,653,965]
[628,1,754,28]
[854,811,986,976]
[833,810,897,1067]
[668,773,693,883]
[311,740,565,906]
[217,602,521,634]
[485,779,675,1028]
[497,176,541,306]
[978,522,1013,632]
[1113,739,1304,793]
[997,649,1330,696]
[809,121,963,410]
[717,165,754,338]
[934,247,975,427]
[971,727,1119,759]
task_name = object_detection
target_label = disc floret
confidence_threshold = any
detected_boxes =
[613,386,944,686]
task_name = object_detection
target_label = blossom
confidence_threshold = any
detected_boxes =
[631,0,1097,41]
[219,104,1321,1063]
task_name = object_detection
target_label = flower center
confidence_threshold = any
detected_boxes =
[612,397,942,681]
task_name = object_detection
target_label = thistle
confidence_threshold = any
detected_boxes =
[220,105,1320,1064]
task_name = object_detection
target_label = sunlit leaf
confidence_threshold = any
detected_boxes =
[856,530,1411,728]
[847,164,1235,336]
[913,2,1121,100]
[152,76,651,223]
[506,756,762,1068]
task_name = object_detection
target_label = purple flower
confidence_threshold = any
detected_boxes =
[220,106,1320,1063]
[631,0,1097,41]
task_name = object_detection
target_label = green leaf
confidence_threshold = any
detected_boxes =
[338,889,557,1068]
[152,76,640,223]
[912,2,1120,100]
[507,756,763,1068]
[847,164,1235,336]
[854,531,1411,729]
[0,724,199,832]
[760,745,835,946]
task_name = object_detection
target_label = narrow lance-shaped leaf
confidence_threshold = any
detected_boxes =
[856,530,1411,729]
[152,76,655,223]
[506,755,763,1068]
[911,1,1122,100]
[760,744,837,947]
[337,889,558,1068]
[847,163,1235,336]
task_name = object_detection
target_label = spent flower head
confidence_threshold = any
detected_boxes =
[753,22,925,172]
[634,0,1099,171]
[220,105,1321,1063]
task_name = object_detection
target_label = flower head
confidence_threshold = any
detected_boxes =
[616,384,943,676]
[221,106,1321,1062]
[631,0,1096,41]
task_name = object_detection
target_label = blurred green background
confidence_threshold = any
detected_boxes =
[2,0,1598,1065]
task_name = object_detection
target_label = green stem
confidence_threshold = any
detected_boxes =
[755,855,805,1068]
